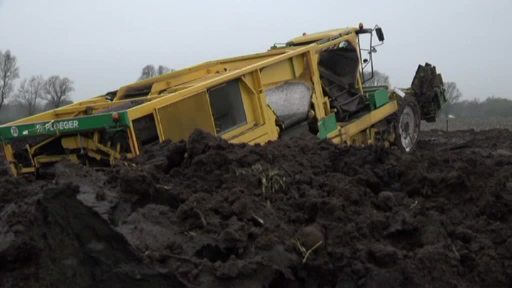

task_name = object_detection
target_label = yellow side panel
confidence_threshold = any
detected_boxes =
[260,59,297,86]
[157,91,216,142]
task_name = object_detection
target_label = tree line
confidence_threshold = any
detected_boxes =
[439,81,512,118]
[0,50,74,121]
[443,96,512,119]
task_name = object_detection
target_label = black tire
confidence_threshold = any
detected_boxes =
[395,96,421,152]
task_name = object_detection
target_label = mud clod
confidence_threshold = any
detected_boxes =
[2,129,512,287]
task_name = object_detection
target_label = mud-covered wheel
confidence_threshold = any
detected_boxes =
[395,96,421,152]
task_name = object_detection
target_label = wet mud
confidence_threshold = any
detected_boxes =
[1,129,512,287]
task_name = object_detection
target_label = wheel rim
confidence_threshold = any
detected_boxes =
[399,106,418,152]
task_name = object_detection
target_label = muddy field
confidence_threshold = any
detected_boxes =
[1,129,512,288]
[421,118,512,131]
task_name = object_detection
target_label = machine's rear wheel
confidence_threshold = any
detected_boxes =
[396,96,421,152]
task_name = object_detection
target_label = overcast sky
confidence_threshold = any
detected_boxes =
[0,0,511,101]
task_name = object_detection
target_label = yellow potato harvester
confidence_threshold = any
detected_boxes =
[0,24,445,176]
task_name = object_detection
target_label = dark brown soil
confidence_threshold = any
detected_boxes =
[1,129,512,287]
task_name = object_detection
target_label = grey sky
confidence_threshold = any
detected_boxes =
[0,0,510,101]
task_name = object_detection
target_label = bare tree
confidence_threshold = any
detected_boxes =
[157,65,170,75]
[363,70,390,87]
[138,64,172,80]
[44,75,74,108]
[138,65,156,80]
[0,50,20,111]
[16,76,45,116]
[444,82,462,104]
[442,81,462,118]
